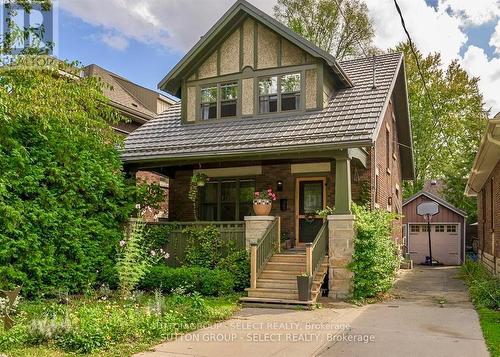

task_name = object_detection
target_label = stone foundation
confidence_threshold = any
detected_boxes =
[244,216,275,250]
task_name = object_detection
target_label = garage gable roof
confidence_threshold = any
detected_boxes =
[403,191,467,217]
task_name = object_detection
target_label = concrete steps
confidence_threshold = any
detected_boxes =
[241,253,328,308]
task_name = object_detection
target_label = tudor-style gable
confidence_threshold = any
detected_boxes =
[159,0,352,123]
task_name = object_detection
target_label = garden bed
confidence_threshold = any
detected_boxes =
[0,292,240,356]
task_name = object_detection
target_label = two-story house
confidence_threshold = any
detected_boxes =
[122,0,414,304]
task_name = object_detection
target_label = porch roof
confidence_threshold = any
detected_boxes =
[122,52,413,179]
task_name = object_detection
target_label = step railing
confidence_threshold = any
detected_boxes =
[250,217,280,289]
[305,222,328,277]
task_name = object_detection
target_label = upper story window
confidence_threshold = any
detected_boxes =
[201,86,217,120]
[201,83,238,120]
[281,73,301,111]
[221,82,238,117]
[259,72,301,114]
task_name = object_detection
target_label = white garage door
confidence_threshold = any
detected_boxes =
[408,224,461,265]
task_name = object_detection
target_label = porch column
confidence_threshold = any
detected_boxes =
[244,216,275,250]
[328,214,355,300]
[334,157,352,215]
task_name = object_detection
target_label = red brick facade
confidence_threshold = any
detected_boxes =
[136,171,169,222]
[477,159,500,266]
[167,100,404,243]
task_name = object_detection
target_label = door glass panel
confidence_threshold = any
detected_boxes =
[239,180,255,220]
[220,181,236,221]
[300,181,323,215]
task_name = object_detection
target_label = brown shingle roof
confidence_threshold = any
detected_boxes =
[122,52,406,166]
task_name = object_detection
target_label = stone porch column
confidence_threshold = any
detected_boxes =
[328,214,355,300]
[244,216,275,250]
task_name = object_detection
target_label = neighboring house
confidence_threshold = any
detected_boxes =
[466,113,500,275]
[403,191,466,265]
[84,64,176,220]
[122,0,414,304]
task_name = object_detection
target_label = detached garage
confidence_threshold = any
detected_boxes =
[403,191,467,265]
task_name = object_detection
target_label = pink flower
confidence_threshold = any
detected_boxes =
[255,192,260,197]
[119,240,126,247]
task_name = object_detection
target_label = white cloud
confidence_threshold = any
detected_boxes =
[60,0,499,113]
[438,0,500,26]
[60,0,276,53]
[100,33,129,51]
[490,20,500,54]
[364,0,467,65]
[462,45,500,113]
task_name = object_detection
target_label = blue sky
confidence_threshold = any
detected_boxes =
[55,0,500,112]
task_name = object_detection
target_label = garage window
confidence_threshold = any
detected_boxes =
[447,225,457,234]
[421,225,430,232]
[410,225,419,233]
[435,225,445,232]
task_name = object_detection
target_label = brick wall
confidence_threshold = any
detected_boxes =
[371,99,403,243]
[478,159,500,260]
[167,162,369,242]
[136,170,169,222]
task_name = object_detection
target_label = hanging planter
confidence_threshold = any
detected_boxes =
[253,188,277,216]
[188,173,209,220]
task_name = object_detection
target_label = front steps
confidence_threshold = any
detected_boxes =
[240,252,328,308]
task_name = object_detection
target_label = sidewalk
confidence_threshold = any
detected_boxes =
[136,266,489,357]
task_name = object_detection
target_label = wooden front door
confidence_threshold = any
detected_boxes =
[295,177,326,246]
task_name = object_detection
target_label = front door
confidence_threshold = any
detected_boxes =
[295,177,326,245]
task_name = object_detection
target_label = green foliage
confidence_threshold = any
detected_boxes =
[316,206,335,218]
[116,218,169,298]
[139,266,235,296]
[0,294,239,355]
[184,226,225,268]
[476,308,500,357]
[274,0,376,60]
[394,42,488,217]
[461,259,500,310]
[349,204,400,301]
[188,173,208,221]
[218,249,250,292]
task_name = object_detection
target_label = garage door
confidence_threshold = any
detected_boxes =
[408,224,461,265]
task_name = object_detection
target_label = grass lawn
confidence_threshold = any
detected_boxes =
[477,307,500,357]
[0,292,240,357]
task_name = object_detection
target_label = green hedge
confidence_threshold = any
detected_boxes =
[139,266,235,296]
[349,204,400,300]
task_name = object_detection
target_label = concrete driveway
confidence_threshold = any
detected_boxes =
[136,266,489,357]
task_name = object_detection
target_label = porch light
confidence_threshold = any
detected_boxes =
[277,180,283,192]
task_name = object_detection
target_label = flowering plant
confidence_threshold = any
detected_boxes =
[254,188,277,202]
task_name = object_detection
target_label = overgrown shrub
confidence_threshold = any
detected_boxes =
[184,225,225,268]
[0,67,164,297]
[461,259,500,310]
[140,266,234,296]
[218,249,250,291]
[349,204,400,300]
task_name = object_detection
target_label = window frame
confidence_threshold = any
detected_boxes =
[257,71,303,115]
[199,81,240,121]
[199,177,256,221]
[435,225,445,232]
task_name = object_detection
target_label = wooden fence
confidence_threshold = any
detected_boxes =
[146,221,246,267]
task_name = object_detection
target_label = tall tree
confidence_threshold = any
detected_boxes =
[273,0,375,60]
[395,42,488,221]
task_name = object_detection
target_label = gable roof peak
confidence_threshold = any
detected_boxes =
[157,0,352,95]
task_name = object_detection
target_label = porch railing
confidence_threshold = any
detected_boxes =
[306,222,328,277]
[250,217,280,289]
[147,221,245,266]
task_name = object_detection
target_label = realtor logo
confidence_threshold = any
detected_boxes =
[1,0,58,55]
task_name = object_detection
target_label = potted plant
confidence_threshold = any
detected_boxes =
[297,272,312,301]
[191,172,208,187]
[253,188,277,216]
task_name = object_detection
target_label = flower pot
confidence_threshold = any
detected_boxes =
[253,199,272,216]
[297,275,312,301]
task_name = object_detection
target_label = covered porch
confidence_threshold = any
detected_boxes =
[126,148,367,303]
